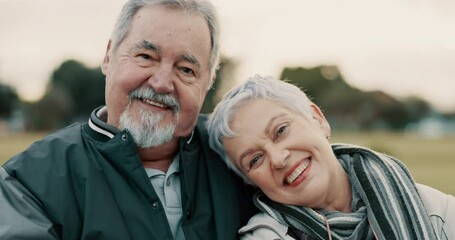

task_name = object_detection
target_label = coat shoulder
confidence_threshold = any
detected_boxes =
[417,183,455,239]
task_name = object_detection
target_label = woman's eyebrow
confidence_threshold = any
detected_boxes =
[239,149,254,167]
[264,113,287,134]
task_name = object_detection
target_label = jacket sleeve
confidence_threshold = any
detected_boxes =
[238,212,294,240]
[0,167,59,240]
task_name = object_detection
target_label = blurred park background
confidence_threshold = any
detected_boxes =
[1,0,454,195]
[1,61,455,195]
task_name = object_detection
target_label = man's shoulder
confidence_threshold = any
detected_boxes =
[3,123,85,169]
[198,114,209,121]
[30,123,85,150]
[195,114,209,140]
[197,114,209,128]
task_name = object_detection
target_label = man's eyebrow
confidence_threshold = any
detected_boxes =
[136,40,159,51]
[134,41,201,68]
[182,53,201,68]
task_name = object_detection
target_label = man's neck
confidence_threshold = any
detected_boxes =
[138,138,180,173]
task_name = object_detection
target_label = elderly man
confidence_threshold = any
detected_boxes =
[0,0,256,239]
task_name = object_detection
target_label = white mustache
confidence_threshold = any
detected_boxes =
[129,88,180,113]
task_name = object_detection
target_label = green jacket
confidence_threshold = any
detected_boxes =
[0,106,256,240]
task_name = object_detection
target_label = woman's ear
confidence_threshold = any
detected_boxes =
[310,103,331,138]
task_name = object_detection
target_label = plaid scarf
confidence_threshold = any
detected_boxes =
[253,144,438,240]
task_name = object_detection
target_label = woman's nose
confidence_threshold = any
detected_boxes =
[268,146,290,169]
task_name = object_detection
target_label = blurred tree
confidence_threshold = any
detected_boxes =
[281,66,364,129]
[24,88,72,130]
[279,65,429,130]
[0,82,19,119]
[200,57,237,113]
[26,60,105,130]
[361,91,409,130]
[402,96,432,123]
[49,60,105,120]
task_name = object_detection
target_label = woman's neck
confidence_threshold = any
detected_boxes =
[326,167,352,213]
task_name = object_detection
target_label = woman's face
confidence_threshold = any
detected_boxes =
[223,99,341,208]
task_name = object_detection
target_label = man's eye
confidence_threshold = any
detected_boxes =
[180,67,194,76]
[138,54,152,60]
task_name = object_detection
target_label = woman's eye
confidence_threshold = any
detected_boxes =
[249,154,263,169]
[276,125,287,138]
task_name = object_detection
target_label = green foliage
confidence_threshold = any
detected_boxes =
[402,96,432,122]
[49,60,105,119]
[23,89,72,130]
[279,66,430,130]
[200,58,236,113]
[0,83,19,118]
[26,60,105,130]
[200,65,222,114]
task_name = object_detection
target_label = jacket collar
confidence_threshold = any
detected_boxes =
[88,106,120,139]
[87,105,195,144]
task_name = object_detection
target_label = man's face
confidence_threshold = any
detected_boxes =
[102,5,212,146]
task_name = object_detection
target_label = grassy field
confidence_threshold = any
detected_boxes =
[0,132,47,162]
[332,131,455,196]
[1,131,454,195]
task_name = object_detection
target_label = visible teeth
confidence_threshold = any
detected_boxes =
[286,160,310,184]
[143,99,166,108]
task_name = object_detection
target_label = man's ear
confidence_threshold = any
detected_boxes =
[310,103,331,138]
[101,40,112,75]
[205,74,216,93]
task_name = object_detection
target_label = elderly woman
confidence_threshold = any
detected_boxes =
[206,75,454,240]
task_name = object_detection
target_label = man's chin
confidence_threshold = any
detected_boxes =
[134,124,176,148]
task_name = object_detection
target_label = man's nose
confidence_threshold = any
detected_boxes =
[148,64,175,93]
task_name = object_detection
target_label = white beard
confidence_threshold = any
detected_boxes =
[119,105,176,148]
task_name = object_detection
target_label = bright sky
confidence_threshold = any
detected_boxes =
[1,0,454,112]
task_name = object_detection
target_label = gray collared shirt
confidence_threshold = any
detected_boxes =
[145,154,185,240]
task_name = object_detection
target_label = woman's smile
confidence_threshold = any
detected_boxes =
[284,158,312,186]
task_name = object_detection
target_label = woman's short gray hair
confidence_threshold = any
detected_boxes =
[206,75,314,184]
[110,0,220,77]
